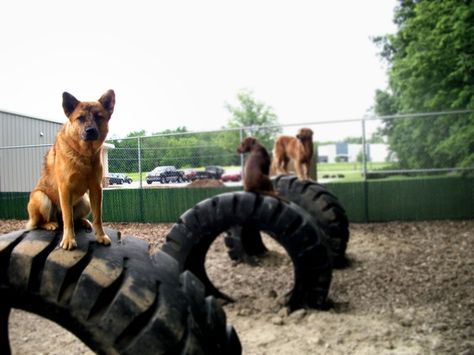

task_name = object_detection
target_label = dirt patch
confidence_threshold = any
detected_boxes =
[1,219,473,354]
[186,178,225,188]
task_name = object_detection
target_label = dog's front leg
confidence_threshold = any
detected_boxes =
[300,162,309,180]
[303,162,310,180]
[89,184,111,246]
[58,185,77,250]
[294,160,304,180]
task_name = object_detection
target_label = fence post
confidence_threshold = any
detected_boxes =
[138,136,142,189]
[240,127,245,174]
[361,119,368,180]
[138,136,145,222]
[362,118,369,222]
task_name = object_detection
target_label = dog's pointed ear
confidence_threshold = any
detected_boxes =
[62,92,80,117]
[99,89,115,116]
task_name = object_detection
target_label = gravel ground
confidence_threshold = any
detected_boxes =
[1,219,473,355]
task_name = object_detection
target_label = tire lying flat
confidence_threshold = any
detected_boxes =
[225,175,350,267]
[0,228,241,355]
[161,191,333,311]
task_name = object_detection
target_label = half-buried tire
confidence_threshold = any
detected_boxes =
[161,191,333,311]
[0,228,241,355]
[225,175,350,267]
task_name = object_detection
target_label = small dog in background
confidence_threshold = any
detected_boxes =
[271,128,314,180]
[237,136,279,198]
[26,90,115,250]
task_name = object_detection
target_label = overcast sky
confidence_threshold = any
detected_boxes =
[0,0,397,139]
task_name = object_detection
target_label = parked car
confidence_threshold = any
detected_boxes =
[106,173,133,185]
[146,166,186,184]
[205,166,225,179]
[194,166,225,180]
[221,170,242,182]
[115,173,133,184]
[183,169,197,181]
[194,171,210,180]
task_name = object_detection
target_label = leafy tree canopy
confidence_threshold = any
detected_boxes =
[373,0,474,169]
[125,130,147,138]
[152,126,188,135]
[225,89,282,149]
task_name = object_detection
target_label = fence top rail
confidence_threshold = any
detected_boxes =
[1,109,472,148]
[366,167,474,174]
[105,109,474,142]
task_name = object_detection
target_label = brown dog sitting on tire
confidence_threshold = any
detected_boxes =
[237,136,279,198]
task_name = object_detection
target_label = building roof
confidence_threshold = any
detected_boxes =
[0,109,63,125]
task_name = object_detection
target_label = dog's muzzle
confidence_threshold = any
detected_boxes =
[83,127,99,141]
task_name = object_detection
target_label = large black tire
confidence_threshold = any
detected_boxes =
[161,191,333,311]
[224,225,268,263]
[225,175,350,267]
[273,175,350,266]
[0,228,241,355]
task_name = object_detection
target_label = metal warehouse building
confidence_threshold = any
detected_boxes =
[0,110,63,192]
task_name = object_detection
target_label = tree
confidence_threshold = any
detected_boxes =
[107,131,145,173]
[369,128,386,144]
[373,0,474,169]
[225,89,282,150]
[108,126,242,172]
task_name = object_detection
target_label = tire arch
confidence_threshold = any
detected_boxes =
[225,175,350,267]
[273,174,350,266]
[161,191,333,311]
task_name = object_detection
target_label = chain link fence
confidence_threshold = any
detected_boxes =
[104,110,473,188]
[1,110,473,192]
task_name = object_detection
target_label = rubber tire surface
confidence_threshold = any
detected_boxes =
[273,175,350,266]
[224,225,268,262]
[161,191,333,311]
[0,228,241,355]
[225,175,350,267]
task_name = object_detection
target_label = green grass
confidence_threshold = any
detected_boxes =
[318,171,362,182]
[317,162,393,182]
[317,162,391,171]
[124,172,142,181]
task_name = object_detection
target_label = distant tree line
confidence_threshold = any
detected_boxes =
[108,129,242,172]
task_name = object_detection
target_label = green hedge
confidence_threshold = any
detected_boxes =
[1,177,472,224]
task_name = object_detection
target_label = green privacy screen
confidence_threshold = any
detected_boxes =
[102,186,241,223]
[326,176,473,222]
[1,177,472,223]
[0,192,29,219]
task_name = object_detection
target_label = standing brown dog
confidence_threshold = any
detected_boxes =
[26,90,115,250]
[271,128,314,180]
[237,136,278,197]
